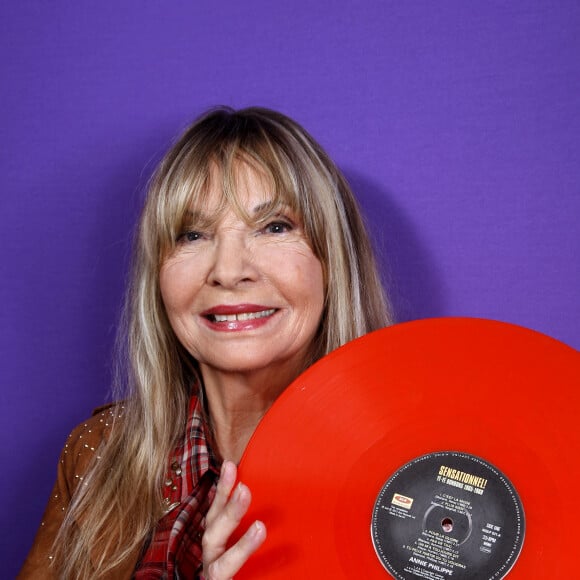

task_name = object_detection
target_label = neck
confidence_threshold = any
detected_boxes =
[201,363,303,464]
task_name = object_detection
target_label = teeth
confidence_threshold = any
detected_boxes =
[212,309,275,322]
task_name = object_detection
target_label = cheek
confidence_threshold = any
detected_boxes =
[159,259,197,314]
[283,252,325,314]
[305,260,324,299]
[159,268,178,313]
[309,265,326,317]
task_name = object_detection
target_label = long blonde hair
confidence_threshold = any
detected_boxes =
[52,107,394,578]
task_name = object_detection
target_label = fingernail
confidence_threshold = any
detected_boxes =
[251,520,265,538]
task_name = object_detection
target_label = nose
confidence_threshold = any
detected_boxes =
[207,232,258,288]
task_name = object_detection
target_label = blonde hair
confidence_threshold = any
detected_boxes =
[52,107,393,578]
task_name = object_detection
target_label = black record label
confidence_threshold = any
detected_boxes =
[371,452,525,580]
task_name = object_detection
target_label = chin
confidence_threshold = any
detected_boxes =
[201,353,303,377]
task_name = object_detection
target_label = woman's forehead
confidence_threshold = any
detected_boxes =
[209,161,272,201]
[188,159,296,218]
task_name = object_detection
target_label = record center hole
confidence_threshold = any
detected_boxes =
[441,518,453,533]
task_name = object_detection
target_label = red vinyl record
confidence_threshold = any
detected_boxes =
[234,318,580,579]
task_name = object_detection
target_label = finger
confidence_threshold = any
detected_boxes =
[205,520,267,580]
[203,481,252,561]
[206,460,237,526]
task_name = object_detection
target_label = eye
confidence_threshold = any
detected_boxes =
[177,230,204,243]
[263,220,293,235]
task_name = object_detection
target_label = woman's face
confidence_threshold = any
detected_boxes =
[159,163,325,383]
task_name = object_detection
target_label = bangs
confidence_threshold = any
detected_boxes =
[220,147,302,222]
[154,137,306,258]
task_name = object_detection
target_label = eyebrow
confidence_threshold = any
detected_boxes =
[184,200,292,224]
[252,200,290,217]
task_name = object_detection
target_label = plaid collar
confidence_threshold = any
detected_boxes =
[134,393,221,579]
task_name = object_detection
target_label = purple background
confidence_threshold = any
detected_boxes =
[2,1,579,573]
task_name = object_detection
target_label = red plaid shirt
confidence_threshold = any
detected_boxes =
[134,395,220,579]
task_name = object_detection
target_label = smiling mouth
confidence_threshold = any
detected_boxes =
[206,309,277,323]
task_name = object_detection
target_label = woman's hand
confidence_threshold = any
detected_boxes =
[202,460,266,579]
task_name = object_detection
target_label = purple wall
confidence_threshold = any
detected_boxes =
[2,2,579,573]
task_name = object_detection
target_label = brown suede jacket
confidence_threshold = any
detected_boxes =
[18,405,139,579]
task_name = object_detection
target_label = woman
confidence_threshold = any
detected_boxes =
[20,107,393,579]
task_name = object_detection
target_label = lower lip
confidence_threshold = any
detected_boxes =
[201,311,278,332]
